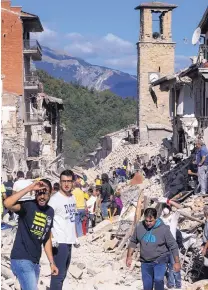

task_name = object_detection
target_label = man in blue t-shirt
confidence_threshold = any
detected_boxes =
[4,180,58,290]
[196,139,208,194]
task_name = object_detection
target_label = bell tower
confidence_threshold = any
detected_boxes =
[135,2,177,142]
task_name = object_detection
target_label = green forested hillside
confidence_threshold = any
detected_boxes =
[38,70,137,166]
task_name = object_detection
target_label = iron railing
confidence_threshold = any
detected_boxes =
[197,117,208,134]
[197,44,208,63]
[25,112,42,124]
[23,40,42,54]
[24,74,39,87]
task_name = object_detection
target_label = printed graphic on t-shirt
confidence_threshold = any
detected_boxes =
[64,203,76,222]
[30,211,52,240]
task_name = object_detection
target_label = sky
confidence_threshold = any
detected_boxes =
[12,0,208,74]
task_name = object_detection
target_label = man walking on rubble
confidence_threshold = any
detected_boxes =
[195,139,208,195]
[126,208,181,290]
[48,170,77,290]
[4,179,58,290]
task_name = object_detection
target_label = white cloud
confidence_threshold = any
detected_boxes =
[32,25,58,47]
[65,32,84,40]
[35,26,191,74]
[105,55,137,70]
[63,32,136,72]
[175,55,191,72]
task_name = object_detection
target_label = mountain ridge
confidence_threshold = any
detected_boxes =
[35,46,137,98]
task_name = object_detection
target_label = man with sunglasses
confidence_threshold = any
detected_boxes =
[48,170,77,290]
[126,208,180,290]
[4,179,58,290]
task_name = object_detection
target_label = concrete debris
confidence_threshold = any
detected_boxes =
[103,238,119,251]
[69,265,83,279]
[2,144,208,290]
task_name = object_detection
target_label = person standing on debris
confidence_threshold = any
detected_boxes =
[196,139,208,195]
[3,175,14,220]
[114,190,123,215]
[100,173,114,219]
[187,158,198,191]
[4,180,58,290]
[4,175,14,198]
[1,181,6,222]
[95,175,102,186]
[73,174,87,237]
[202,206,208,277]
[108,194,120,218]
[86,187,98,229]
[161,205,183,289]
[48,170,77,290]
[133,158,140,173]
[13,171,34,201]
[126,208,181,290]
[52,182,60,195]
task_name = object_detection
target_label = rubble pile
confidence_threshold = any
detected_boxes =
[101,144,160,173]
[1,193,208,290]
[83,144,161,183]
[1,150,208,290]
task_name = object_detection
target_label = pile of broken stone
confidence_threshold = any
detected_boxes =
[1,208,207,290]
[2,155,208,290]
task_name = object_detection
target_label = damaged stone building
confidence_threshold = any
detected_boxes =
[136,2,177,143]
[1,0,64,178]
[151,6,208,156]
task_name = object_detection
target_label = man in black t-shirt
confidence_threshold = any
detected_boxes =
[4,179,58,290]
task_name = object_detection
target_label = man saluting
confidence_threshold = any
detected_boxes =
[4,179,58,290]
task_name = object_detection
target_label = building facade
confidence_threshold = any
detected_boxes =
[151,7,208,155]
[1,0,64,177]
[135,2,177,143]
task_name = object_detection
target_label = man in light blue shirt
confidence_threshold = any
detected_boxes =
[196,139,208,194]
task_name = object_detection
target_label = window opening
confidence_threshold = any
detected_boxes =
[152,11,163,39]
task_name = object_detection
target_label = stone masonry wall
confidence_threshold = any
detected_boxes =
[137,42,175,141]
[1,1,24,95]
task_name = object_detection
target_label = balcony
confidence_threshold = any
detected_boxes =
[197,117,208,134]
[24,112,43,126]
[23,40,42,61]
[24,74,39,91]
[198,44,208,63]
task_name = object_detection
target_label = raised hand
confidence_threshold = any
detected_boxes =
[30,181,48,192]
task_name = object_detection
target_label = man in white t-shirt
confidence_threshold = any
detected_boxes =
[86,187,97,229]
[13,171,33,202]
[48,170,76,290]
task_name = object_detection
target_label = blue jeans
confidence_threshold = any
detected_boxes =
[141,262,166,290]
[75,209,86,237]
[167,254,181,288]
[118,176,126,183]
[11,259,40,290]
[50,244,72,290]
[198,165,208,194]
[101,202,110,219]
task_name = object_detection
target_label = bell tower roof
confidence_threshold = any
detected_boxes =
[135,2,177,10]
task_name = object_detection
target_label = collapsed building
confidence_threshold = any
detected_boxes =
[151,7,208,156]
[1,0,64,179]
